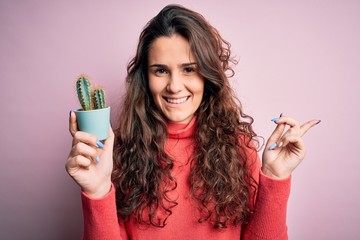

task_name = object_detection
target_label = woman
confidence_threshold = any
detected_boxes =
[67,4,319,240]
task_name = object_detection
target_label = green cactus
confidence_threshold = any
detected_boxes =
[76,75,106,110]
[76,75,92,111]
[93,88,106,109]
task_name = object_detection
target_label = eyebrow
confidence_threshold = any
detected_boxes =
[148,62,198,68]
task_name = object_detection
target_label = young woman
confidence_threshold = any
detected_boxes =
[67,4,319,240]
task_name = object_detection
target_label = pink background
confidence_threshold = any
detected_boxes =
[1,0,359,239]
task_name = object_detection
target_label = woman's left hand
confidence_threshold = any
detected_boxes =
[262,115,320,179]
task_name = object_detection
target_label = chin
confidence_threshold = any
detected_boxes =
[166,115,194,124]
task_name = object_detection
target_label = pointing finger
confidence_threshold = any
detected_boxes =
[300,119,321,136]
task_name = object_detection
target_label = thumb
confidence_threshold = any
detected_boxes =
[69,111,78,137]
[103,125,115,149]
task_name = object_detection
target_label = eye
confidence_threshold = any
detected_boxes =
[184,67,195,73]
[154,68,168,75]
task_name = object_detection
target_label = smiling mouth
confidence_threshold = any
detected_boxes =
[164,96,189,104]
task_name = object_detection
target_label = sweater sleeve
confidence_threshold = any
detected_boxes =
[242,171,291,240]
[81,184,127,240]
[241,144,291,240]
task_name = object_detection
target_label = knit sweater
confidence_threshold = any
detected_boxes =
[81,117,291,240]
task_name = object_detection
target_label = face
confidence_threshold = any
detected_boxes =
[148,34,205,124]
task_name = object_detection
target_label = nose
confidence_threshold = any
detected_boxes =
[167,72,183,93]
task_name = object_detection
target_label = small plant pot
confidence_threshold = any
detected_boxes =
[74,107,110,140]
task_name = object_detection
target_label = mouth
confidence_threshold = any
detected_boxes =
[163,96,190,104]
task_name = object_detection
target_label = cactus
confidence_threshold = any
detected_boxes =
[76,74,106,110]
[76,75,93,110]
[93,88,106,109]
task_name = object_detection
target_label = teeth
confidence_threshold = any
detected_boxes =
[166,96,188,104]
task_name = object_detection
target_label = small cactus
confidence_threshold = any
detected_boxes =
[93,88,106,109]
[76,74,106,110]
[76,75,93,110]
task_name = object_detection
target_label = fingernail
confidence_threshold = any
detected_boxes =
[271,117,280,122]
[96,156,101,163]
[69,110,72,117]
[316,120,321,125]
[279,113,283,117]
[96,140,104,148]
[278,141,283,147]
[269,143,277,150]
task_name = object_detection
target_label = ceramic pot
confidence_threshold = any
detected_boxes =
[74,107,110,140]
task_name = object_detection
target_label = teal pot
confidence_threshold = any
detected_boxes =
[74,107,110,140]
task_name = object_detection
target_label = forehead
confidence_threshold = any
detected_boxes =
[148,34,196,64]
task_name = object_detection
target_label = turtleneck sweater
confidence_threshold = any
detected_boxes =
[81,117,291,240]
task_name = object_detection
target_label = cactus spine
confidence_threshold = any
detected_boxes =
[76,75,106,110]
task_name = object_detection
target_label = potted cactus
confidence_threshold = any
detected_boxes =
[74,74,110,140]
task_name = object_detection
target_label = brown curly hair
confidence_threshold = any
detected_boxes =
[112,4,258,229]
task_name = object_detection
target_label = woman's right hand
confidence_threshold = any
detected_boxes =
[66,111,114,198]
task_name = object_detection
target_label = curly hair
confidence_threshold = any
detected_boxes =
[112,4,258,228]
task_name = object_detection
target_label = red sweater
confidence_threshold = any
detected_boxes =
[81,117,291,240]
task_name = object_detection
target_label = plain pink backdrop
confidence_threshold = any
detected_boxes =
[1,1,359,239]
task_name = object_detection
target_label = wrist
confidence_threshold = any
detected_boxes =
[261,166,290,180]
[82,181,112,199]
